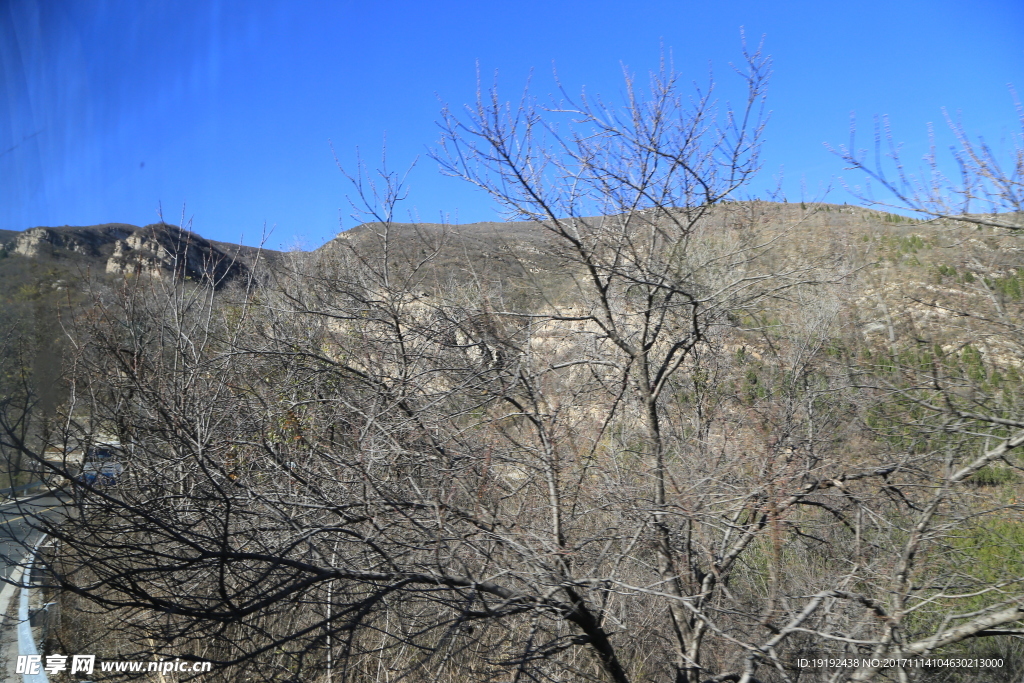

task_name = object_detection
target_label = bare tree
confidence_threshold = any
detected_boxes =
[19,47,1024,683]
[826,93,1024,682]
[830,91,1023,231]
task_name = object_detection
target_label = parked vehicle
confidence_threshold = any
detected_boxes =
[78,442,126,486]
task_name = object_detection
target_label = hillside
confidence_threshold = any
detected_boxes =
[4,201,1024,682]
[4,204,1021,341]
[0,221,273,287]
[0,222,281,468]
[323,203,1022,354]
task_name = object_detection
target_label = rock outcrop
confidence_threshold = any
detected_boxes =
[13,225,135,257]
[3,223,248,287]
[104,224,246,285]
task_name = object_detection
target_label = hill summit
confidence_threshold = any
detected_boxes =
[1,222,259,286]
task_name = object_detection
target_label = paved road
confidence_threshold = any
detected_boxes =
[0,491,69,681]
[0,492,67,580]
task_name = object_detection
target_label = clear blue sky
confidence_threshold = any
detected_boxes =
[2,1,1022,249]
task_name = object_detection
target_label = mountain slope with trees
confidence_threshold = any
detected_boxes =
[1,47,1022,683]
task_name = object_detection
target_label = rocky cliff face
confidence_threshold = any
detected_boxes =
[11,224,136,258]
[104,224,247,285]
[2,223,248,287]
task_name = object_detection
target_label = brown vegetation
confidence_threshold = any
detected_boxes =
[1,48,1022,683]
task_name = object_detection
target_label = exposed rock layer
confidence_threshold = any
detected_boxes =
[3,223,251,287]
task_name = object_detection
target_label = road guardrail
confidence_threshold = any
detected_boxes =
[0,482,50,506]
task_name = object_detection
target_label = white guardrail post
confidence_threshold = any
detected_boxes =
[18,533,49,683]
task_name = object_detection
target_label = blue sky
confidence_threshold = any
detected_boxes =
[2,0,1022,249]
